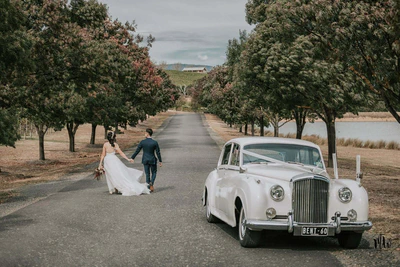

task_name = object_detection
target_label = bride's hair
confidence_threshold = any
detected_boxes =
[107,132,116,147]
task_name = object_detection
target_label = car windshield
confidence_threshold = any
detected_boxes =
[243,143,323,168]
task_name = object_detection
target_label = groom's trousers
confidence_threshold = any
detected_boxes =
[143,164,157,185]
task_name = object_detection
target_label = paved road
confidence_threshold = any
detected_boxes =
[0,113,346,266]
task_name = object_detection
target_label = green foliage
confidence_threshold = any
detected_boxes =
[194,0,399,166]
[190,32,252,128]
[0,0,177,158]
[238,0,381,166]
[333,0,400,122]
[0,0,33,146]
[0,108,19,147]
[69,0,108,29]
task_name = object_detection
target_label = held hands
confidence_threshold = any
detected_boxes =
[159,162,163,167]
[128,159,134,163]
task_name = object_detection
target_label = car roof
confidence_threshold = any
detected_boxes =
[226,137,320,149]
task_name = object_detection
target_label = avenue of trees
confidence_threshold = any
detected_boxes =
[0,0,180,160]
[190,0,400,167]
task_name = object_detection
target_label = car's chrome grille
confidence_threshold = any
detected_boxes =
[292,177,329,223]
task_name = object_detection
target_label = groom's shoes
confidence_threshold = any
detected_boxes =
[149,185,154,193]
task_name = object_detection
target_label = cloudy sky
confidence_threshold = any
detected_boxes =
[99,0,254,66]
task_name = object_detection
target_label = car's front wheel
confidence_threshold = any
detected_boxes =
[337,231,363,249]
[238,206,261,247]
[206,193,219,223]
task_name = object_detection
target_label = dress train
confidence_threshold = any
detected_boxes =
[103,152,150,196]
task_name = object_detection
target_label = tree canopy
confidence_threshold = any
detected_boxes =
[190,0,399,167]
[1,0,179,159]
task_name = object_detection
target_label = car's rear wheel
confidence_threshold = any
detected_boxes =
[238,206,261,247]
[337,232,363,249]
[206,193,219,223]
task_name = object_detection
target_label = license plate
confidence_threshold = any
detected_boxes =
[301,227,328,236]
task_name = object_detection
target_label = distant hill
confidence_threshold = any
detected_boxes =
[165,70,207,86]
[162,64,214,72]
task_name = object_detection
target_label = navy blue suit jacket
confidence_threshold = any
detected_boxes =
[131,138,162,165]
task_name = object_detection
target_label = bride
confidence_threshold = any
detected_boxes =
[98,132,150,196]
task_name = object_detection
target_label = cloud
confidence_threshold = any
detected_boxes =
[100,0,254,66]
[154,31,205,43]
[198,54,208,61]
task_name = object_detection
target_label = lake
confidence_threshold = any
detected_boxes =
[266,121,400,143]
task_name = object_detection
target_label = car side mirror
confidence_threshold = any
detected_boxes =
[239,167,247,173]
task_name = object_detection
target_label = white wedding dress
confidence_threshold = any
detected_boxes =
[103,152,150,196]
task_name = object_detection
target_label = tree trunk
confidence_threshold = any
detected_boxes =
[259,116,264,136]
[294,109,308,139]
[383,93,400,123]
[24,121,27,139]
[35,124,47,160]
[251,120,255,136]
[66,122,80,152]
[90,123,97,145]
[273,121,279,137]
[38,132,45,160]
[104,126,108,139]
[244,123,248,135]
[239,125,242,133]
[324,113,337,168]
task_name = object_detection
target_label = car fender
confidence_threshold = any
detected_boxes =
[203,169,218,207]
[329,179,369,221]
[230,175,269,226]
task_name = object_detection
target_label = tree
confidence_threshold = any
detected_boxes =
[225,31,254,130]
[65,0,122,150]
[15,0,73,159]
[333,0,400,123]
[173,62,182,71]
[83,39,131,144]
[0,0,32,147]
[0,0,177,160]
[245,0,270,25]
[0,108,20,147]
[241,1,371,166]
[235,33,277,137]
[157,61,168,70]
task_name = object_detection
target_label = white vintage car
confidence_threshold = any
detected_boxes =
[203,137,372,248]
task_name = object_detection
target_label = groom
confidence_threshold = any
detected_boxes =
[131,128,162,193]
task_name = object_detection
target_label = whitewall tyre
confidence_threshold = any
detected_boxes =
[238,206,261,247]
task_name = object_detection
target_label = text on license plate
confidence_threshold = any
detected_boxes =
[301,227,328,236]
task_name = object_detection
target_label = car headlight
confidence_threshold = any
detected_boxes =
[270,185,284,201]
[338,187,352,203]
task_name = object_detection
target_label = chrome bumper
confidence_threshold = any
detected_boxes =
[244,211,373,236]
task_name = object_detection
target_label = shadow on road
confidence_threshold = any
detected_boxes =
[157,138,180,149]
[214,221,372,251]
[0,214,34,232]
[152,186,175,193]
[58,178,103,193]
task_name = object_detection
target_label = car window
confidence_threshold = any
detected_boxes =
[221,144,232,165]
[230,143,240,166]
[243,143,322,167]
